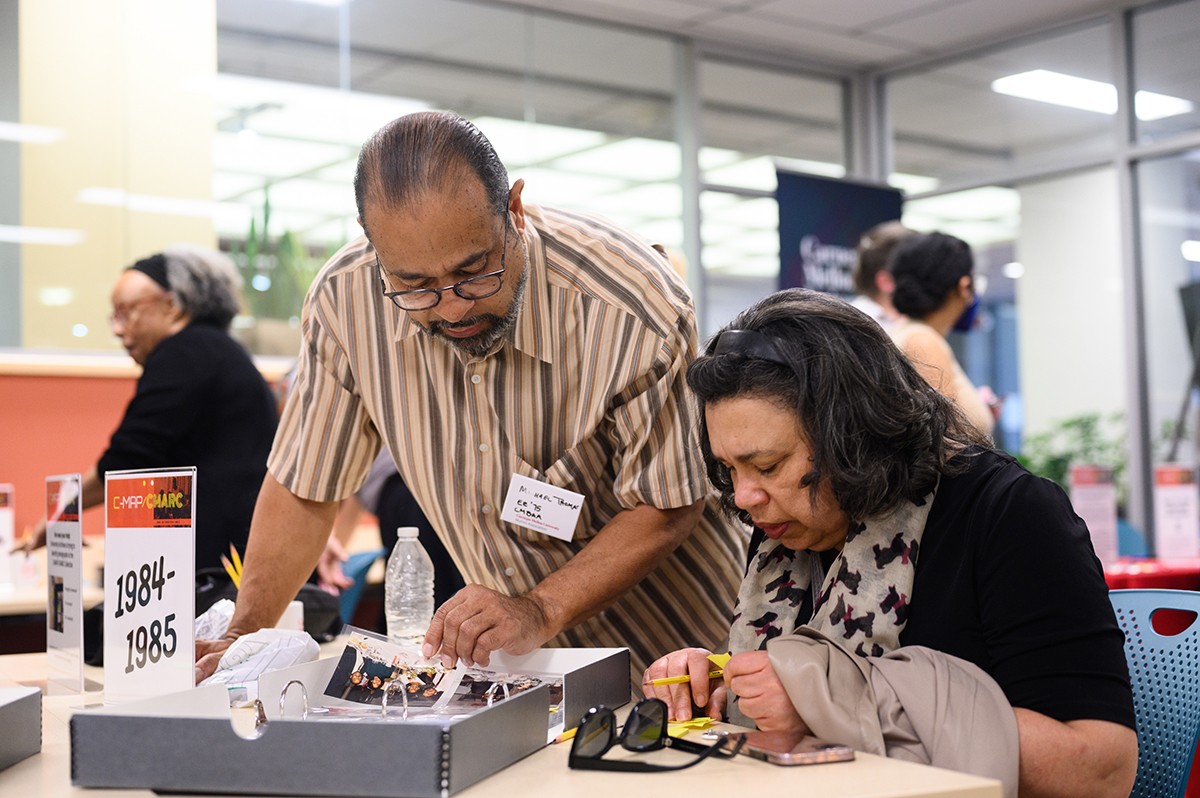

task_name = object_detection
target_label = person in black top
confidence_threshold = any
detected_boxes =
[643,289,1137,798]
[18,245,278,575]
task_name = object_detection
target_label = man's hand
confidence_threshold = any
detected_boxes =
[724,650,809,734]
[316,536,353,591]
[422,585,556,668]
[191,475,339,683]
[642,647,726,722]
[194,636,238,683]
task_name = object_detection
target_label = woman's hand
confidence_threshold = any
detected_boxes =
[724,650,809,734]
[642,647,727,722]
[11,521,47,554]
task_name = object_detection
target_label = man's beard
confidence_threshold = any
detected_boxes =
[423,260,528,358]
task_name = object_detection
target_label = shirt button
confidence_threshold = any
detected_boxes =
[478,443,489,453]
[470,375,482,384]
[504,567,516,577]
[481,505,492,514]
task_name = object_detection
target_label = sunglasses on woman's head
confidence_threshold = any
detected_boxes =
[568,698,743,772]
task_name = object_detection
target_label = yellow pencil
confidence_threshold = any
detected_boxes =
[228,543,243,576]
[554,726,578,743]
[642,669,723,687]
[220,554,241,589]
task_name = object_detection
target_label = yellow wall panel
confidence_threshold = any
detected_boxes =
[20,0,215,350]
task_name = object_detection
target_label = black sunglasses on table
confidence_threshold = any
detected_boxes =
[568,698,744,773]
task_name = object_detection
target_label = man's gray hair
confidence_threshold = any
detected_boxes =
[161,245,243,331]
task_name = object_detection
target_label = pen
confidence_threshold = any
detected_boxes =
[642,669,723,687]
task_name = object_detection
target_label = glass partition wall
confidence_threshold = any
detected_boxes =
[6,0,1200,544]
[884,0,1200,546]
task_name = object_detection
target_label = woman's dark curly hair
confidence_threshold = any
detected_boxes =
[890,231,973,319]
[687,288,990,527]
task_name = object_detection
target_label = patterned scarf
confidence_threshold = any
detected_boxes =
[727,484,936,658]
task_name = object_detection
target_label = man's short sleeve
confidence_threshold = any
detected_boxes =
[606,310,708,513]
[267,270,382,502]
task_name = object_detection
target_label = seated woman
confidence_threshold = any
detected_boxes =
[888,231,998,433]
[644,289,1136,798]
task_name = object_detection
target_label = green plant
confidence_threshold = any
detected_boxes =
[1019,412,1127,506]
[229,192,345,320]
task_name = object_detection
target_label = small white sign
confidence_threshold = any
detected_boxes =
[1069,465,1118,565]
[1155,465,1200,559]
[500,474,584,542]
[46,474,85,692]
[104,468,196,704]
[0,484,13,588]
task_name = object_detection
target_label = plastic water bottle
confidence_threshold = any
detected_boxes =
[384,527,435,649]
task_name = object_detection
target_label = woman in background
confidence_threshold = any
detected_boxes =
[888,231,998,433]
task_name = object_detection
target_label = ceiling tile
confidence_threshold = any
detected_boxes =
[873,0,1117,50]
[753,0,956,33]
[690,13,916,66]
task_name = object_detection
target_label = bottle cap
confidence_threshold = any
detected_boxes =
[397,526,419,539]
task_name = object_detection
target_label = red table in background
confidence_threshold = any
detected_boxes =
[1104,558,1200,797]
[1104,557,1200,592]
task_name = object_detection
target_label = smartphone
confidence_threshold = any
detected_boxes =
[717,730,855,766]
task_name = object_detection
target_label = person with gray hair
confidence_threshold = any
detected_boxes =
[16,245,278,577]
[158,243,243,330]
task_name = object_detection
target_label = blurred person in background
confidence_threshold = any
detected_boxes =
[319,449,466,612]
[16,245,279,576]
[850,220,912,331]
[888,231,999,434]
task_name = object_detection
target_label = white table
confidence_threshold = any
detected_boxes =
[0,651,1001,798]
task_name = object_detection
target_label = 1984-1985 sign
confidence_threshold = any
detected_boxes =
[112,555,180,673]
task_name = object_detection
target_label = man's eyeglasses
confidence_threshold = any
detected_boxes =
[108,292,168,327]
[568,698,743,772]
[379,221,508,311]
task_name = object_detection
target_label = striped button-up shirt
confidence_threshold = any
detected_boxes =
[270,204,747,673]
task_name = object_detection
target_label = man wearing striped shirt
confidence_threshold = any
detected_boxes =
[196,112,747,680]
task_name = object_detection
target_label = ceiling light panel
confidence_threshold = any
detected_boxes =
[311,160,360,185]
[888,172,941,195]
[473,117,609,168]
[703,156,778,190]
[244,207,332,236]
[705,197,779,230]
[259,178,357,216]
[585,183,682,219]
[0,121,65,143]
[547,138,681,182]
[903,186,1020,222]
[991,69,1194,121]
[0,225,85,245]
[304,217,363,245]
[213,130,351,179]
[203,73,429,145]
[213,172,265,201]
[510,167,630,208]
[626,218,683,249]
[699,191,743,215]
[212,203,256,237]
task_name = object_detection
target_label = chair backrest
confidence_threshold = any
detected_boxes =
[1110,588,1200,798]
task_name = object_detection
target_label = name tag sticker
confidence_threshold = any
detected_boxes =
[500,474,584,542]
